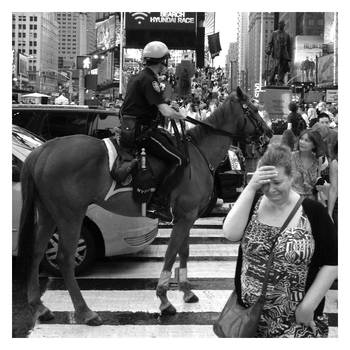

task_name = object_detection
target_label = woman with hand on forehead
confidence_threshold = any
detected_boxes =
[223,144,337,338]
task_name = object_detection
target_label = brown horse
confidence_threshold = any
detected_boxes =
[17,87,272,326]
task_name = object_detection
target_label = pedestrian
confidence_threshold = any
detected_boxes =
[280,128,296,151]
[291,129,324,200]
[316,141,338,229]
[120,41,187,222]
[307,104,318,128]
[312,113,338,161]
[298,105,309,128]
[223,144,337,338]
[327,141,338,228]
[287,101,307,148]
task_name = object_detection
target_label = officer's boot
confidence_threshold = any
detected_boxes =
[147,165,183,222]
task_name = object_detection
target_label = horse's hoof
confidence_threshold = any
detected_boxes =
[184,292,199,303]
[86,315,103,326]
[160,304,177,316]
[38,308,55,321]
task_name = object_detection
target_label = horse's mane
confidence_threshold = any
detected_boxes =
[186,93,237,141]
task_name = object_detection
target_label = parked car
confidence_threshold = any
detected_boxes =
[12,104,246,216]
[12,125,158,276]
[12,104,120,140]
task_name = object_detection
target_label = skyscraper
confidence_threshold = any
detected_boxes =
[12,12,59,93]
[237,12,248,90]
[56,12,96,70]
[247,12,275,93]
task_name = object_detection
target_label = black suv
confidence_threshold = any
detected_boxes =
[12,104,120,140]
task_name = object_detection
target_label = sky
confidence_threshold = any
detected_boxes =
[212,12,238,68]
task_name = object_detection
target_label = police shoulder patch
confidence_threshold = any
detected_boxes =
[152,81,161,93]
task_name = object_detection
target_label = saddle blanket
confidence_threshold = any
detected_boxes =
[102,137,133,201]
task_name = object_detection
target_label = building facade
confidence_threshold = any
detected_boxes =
[246,12,275,94]
[237,12,249,90]
[56,12,96,70]
[12,12,59,93]
[226,42,239,91]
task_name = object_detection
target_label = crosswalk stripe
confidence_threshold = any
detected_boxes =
[29,324,338,338]
[40,289,338,314]
[45,277,338,291]
[42,261,238,279]
[157,228,225,238]
[133,244,239,258]
[34,213,338,338]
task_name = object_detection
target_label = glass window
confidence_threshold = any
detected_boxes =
[91,113,120,139]
[12,110,42,135]
[40,111,89,139]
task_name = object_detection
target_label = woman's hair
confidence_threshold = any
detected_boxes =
[297,129,325,158]
[280,129,295,151]
[258,144,293,177]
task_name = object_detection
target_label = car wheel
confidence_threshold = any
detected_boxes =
[200,189,218,217]
[41,224,97,276]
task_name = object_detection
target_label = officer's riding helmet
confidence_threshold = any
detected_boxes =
[142,41,170,66]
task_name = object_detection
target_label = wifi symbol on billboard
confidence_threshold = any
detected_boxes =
[131,12,150,24]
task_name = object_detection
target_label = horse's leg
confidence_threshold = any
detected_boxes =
[175,234,199,303]
[55,214,102,326]
[27,201,56,321]
[157,213,197,315]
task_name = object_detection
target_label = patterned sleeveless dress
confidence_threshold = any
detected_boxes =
[240,197,328,337]
[291,151,319,199]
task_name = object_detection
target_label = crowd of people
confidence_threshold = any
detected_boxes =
[120,58,338,226]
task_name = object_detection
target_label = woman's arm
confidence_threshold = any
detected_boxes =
[223,166,278,242]
[327,160,338,218]
[295,265,338,326]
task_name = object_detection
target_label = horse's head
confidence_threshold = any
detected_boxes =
[234,86,273,140]
[217,87,273,155]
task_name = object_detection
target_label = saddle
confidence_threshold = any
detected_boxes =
[103,123,187,205]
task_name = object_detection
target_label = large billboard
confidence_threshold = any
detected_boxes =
[318,53,337,87]
[125,12,198,49]
[293,35,323,82]
[96,14,121,50]
[126,12,196,31]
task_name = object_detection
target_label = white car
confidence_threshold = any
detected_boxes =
[12,125,159,275]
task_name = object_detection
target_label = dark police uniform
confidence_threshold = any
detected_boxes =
[120,66,187,221]
[121,66,186,168]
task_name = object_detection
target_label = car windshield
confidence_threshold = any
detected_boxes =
[12,126,44,150]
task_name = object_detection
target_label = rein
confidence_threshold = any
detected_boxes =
[185,116,244,140]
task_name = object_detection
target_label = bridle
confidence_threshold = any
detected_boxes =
[185,96,272,144]
[183,96,272,176]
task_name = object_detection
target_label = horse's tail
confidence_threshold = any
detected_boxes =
[16,153,37,282]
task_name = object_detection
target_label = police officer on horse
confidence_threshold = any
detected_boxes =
[120,41,187,222]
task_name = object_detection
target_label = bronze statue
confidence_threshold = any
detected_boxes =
[266,20,292,86]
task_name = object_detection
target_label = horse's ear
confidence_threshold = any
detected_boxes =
[236,86,246,101]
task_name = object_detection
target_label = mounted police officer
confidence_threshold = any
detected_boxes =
[120,41,187,222]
